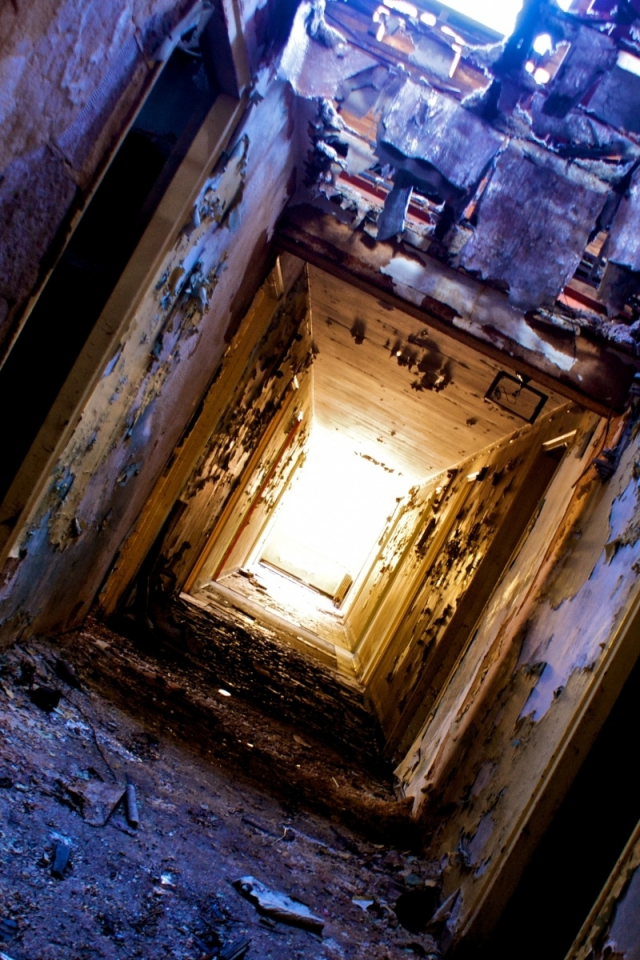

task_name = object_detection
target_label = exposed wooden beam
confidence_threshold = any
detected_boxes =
[277,206,637,418]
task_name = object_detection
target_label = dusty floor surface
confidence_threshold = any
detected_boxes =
[0,620,442,960]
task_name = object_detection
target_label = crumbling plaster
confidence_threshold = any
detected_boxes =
[0,72,298,644]
[395,412,640,949]
[0,0,197,346]
[278,0,640,407]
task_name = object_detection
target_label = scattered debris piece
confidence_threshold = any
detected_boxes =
[241,815,279,837]
[426,891,458,930]
[0,918,18,942]
[219,937,251,960]
[51,840,71,879]
[67,778,126,827]
[125,773,140,827]
[28,685,62,712]
[233,876,324,933]
[353,898,375,911]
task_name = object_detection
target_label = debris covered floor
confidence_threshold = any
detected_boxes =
[0,620,441,960]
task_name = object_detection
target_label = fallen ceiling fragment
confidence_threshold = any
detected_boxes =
[280,0,640,396]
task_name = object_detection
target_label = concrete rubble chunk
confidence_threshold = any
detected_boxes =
[233,875,325,932]
[588,64,640,136]
[68,779,126,827]
[605,168,640,273]
[378,79,503,194]
[542,24,617,119]
[458,140,608,311]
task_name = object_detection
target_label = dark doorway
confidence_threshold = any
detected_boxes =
[0,40,218,502]
[470,639,640,960]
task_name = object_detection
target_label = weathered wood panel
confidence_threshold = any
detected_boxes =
[361,404,586,755]
[278,207,637,413]
[0,78,298,644]
[395,409,640,952]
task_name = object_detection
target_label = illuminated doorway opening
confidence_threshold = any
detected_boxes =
[185,261,567,670]
[260,425,411,602]
[205,420,419,655]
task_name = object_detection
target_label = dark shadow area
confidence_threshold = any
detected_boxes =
[0,46,217,502]
[471,646,640,960]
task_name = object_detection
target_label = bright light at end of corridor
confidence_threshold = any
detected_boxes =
[261,427,414,597]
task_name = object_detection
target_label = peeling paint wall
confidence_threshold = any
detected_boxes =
[96,253,313,618]
[395,411,640,949]
[0,71,298,644]
[353,404,587,756]
[156,266,314,590]
[347,475,438,660]
[0,0,194,348]
[0,0,295,352]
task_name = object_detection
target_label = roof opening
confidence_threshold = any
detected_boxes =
[431,0,523,36]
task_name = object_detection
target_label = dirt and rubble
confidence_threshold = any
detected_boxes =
[0,618,443,960]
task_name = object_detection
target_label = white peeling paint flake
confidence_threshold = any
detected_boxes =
[518,453,640,721]
[512,318,576,371]
[381,253,425,289]
[381,256,576,371]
